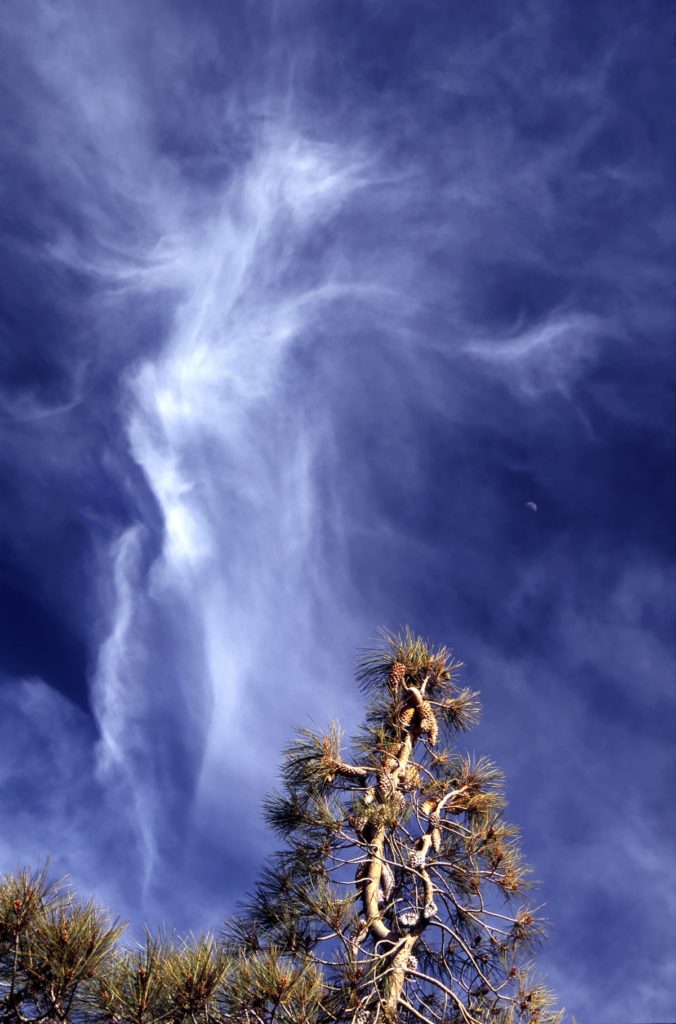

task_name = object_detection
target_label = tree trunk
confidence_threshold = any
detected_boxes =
[382,933,417,1021]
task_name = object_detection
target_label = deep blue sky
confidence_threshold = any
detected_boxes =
[0,2,673,1019]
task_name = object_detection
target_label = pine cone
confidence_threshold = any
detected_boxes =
[381,861,395,900]
[399,706,416,728]
[377,769,396,799]
[406,954,418,972]
[353,1010,372,1024]
[391,791,406,814]
[428,811,441,830]
[398,910,418,929]
[400,763,420,793]
[423,901,438,919]
[338,761,367,780]
[388,661,407,691]
[348,813,368,834]
[418,700,439,745]
[408,849,426,870]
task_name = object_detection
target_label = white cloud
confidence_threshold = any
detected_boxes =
[0,6,671,1017]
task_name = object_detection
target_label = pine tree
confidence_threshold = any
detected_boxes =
[0,866,124,1024]
[0,867,228,1024]
[0,630,563,1024]
[225,628,563,1024]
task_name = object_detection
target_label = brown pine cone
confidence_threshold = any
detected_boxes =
[400,763,420,792]
[380,861,395,900]
[418,701,439,745]
[376,769,396,799]
[399,706,416,728]
[348,813,368,834]
[388,661,407,691]
[338,761,367,780]
[353,1009,372,1024]
[408,849,426,870]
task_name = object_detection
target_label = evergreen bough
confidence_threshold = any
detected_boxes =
[0,629,562,1024]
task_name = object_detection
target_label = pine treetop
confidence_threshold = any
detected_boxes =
[1,629,563,1024]
[228,628,563,1024]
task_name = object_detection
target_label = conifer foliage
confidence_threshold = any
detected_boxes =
[227,628,562,1023]
[0,630,562,1024]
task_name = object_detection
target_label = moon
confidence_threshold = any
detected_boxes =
[526,501,538,512]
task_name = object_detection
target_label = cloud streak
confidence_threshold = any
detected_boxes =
[0,1,672,1018]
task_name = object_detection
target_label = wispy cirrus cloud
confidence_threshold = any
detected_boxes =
[0,2,672,1018]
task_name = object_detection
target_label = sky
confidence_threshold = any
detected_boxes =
[0,1,673,1019]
